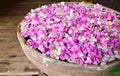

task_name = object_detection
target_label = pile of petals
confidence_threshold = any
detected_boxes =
[20,2,120,66]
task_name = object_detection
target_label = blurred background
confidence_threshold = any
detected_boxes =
[0,0,120,15]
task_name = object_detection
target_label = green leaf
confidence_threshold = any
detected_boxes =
[109,67,120,76]
[52,45,56,51]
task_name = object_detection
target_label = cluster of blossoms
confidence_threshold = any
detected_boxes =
[20,2,120,66]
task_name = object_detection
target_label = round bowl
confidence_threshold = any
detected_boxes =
[17,2,120,76]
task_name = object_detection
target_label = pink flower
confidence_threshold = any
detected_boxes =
[27,39,38,49]
[32,17,39,25]
[85,57,92,64]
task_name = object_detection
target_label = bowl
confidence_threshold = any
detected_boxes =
[17,2,120,76]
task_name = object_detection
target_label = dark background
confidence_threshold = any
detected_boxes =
[0,0,119,15]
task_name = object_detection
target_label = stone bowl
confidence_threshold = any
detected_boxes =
[17,2,120,76]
